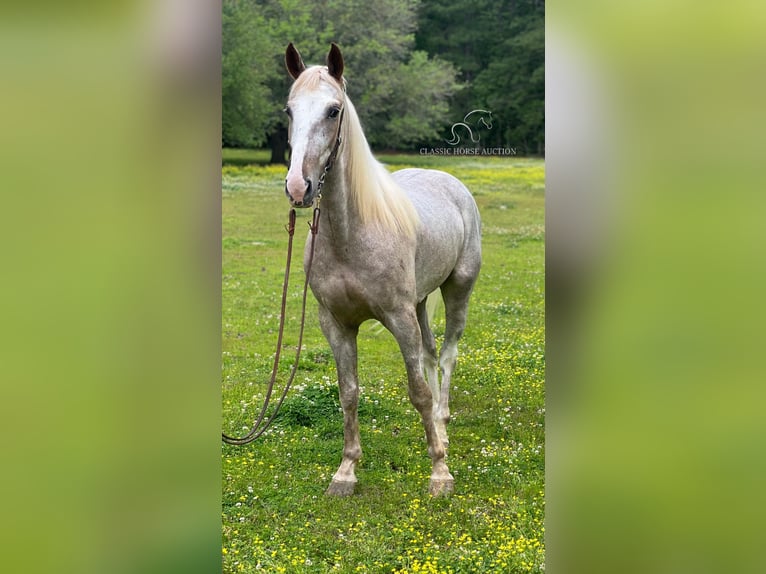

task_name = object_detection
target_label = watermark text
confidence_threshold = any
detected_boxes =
[420,147,517,156]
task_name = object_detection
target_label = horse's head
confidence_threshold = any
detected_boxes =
[283,43,346,208]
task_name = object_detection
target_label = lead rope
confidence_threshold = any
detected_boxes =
[222,105,341,445]
[222,206,321,445]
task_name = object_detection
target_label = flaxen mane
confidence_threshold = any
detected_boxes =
[290,66,419,237]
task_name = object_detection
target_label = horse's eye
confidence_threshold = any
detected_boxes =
[328,107,340,119]
[283,106,292,118]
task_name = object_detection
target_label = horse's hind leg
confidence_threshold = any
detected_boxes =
[416,297,447,446]
[319,307,361,496]
[438,271,478,438]
[386,306,453,496]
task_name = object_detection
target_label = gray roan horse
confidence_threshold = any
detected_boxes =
[283,43,481,496]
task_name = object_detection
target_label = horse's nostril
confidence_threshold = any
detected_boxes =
[286,174,314,207]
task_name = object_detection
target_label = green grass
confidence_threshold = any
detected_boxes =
[222,147,273,166]
[222,152,545,573]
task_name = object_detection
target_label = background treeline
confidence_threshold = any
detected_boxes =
[223,0,544,160]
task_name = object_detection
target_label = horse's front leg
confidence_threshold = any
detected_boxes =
[319,306,361,496]
[386,307,454,497]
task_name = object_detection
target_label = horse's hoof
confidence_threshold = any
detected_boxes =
[429,477,454,497]
[325,480,356,497]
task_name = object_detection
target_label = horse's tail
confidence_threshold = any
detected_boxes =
[425,289,443,325]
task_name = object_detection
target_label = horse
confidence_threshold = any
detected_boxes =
[283,43,482,496]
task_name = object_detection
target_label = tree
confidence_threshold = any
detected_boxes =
[474,23,544,154]
[415,0,544,154]
[222,0,461,158]
[222,0,275,148]
[383,51,461,147]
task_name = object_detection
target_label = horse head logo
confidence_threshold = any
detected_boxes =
[445,109,493,145]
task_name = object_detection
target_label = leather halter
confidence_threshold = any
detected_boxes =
[315,105,344,202]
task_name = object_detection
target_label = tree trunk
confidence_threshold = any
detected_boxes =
[269,127,289,165]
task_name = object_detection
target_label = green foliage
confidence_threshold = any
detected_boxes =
[222,1,276,148]
[375,51,461,147]
[221,147,272,166]
[307,0,447,149]
[275,381,341,429]
[222,0,462,153]
[222,155,544,572]
[222,0,543,153]
[416,0,544,154]
[473,14,544,154]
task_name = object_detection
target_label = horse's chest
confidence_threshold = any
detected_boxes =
[309,254,410,323]
[310,266,371,319]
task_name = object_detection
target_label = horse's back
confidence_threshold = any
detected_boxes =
[392,168,481,299]
[393,168,480,229]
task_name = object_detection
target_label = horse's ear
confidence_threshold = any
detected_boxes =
[285,43,306,80]
[326,43,344,82]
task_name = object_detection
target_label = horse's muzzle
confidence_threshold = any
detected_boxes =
[285,177,314,208]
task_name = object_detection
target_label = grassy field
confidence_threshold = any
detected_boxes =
[222,152,545,573]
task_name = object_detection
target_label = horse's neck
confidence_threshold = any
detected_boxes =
[317,153,356,249]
